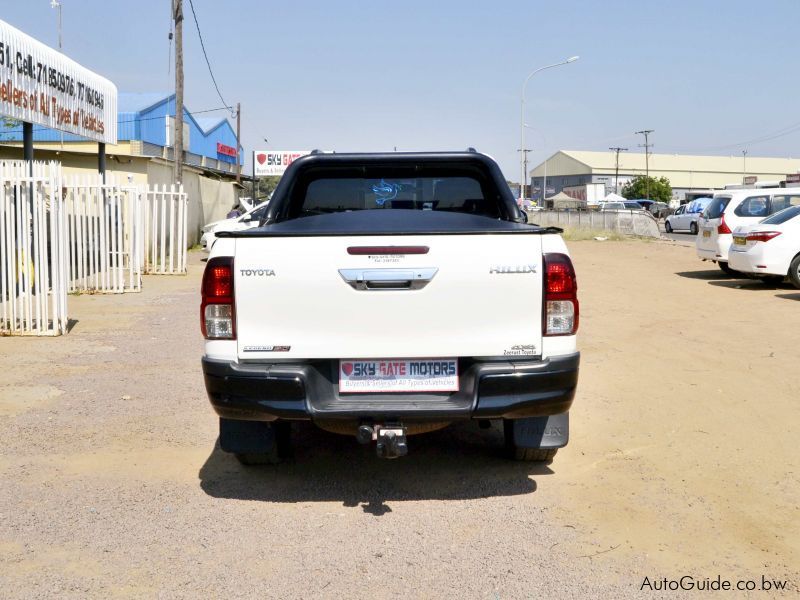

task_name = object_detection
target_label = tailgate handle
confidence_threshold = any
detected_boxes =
[338,268,438,291]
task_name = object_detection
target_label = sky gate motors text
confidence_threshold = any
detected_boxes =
[349,361,457,378]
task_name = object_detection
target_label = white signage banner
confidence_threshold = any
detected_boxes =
[0,19,117,144]
[254,150,310,177]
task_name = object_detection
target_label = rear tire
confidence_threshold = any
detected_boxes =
[512,448,558,462]
[503,420,560,462]
[664,221,673,233]
[789,254,800,289]
[690,222,698,235]
[718,262,741,276]
[234,421,292,466]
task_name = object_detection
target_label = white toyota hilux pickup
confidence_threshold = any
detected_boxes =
[201,151,579,463]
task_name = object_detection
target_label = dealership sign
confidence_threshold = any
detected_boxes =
[0,19,117,144]
[254,150,309,177]
[216,142,237,158]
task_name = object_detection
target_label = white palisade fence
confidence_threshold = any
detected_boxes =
[1,161,189,336]
[0,160,69,336]
[64,175,144,294]
[142,184,188,275]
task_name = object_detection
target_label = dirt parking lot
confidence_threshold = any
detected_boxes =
[1,240,798,598]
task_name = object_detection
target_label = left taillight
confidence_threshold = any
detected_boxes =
[201,256,235,339]
[543,253,579,336]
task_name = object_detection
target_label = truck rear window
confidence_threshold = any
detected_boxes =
[286,168,502,219]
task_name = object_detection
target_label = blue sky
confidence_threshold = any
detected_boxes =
[3,0,800,180]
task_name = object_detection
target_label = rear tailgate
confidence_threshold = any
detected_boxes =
[234,234,543,360]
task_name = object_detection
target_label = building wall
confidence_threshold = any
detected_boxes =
[0,145,236,246]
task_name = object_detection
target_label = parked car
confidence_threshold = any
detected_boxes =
[728,205,800,287]
[200,201,270,252]
[696,188,800,274]
[647,201,670,219]
[665,198,711,234]
[600,201,644,212]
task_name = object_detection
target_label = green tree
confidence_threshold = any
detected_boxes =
[621,175,672,203]
[249,176,281,201]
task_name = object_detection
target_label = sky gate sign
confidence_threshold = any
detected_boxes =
[254,150,310,177]
[0,19,117,145]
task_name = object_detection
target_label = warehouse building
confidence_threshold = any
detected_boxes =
[0,93,243,244]
[530,150,800,202]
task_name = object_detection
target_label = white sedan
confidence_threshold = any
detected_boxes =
[201,201,269,252]
[728,205,800,287]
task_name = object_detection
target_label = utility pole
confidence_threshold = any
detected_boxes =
[235,103,241,184]
[635,130,654,200]
[173,0,184,186]
[609,147,628,194]
[742,149,748,182]
[517,148,532,199]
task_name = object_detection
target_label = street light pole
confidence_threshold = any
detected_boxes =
[520,56,579,200]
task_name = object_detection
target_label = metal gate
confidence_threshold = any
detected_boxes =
[141,184,188,275]
[64,175,143,294]
[0,160,68,336]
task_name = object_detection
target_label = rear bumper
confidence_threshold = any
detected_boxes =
[696,233,730,262]
[202,353,579,422]
[728,246,787,276]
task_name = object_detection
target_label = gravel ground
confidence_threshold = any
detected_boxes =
[0,251,640,599]
[1,242,797,598]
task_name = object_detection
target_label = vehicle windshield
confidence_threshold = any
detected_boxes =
[761,205,800,225]
[623,202,642,209]
[603,202,624,210]
[704,196,730,219]
[687,197,712,213]
[286,166,503,219]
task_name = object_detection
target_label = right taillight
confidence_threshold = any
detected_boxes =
[201,256,236,339]
[543,253,579,336]
[717,213,731,234]
[746,231,781,243]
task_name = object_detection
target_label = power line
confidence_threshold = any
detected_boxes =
[187,0,233,115]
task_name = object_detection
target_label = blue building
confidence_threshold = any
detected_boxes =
[0,93,245,244]
[1,92,242,173]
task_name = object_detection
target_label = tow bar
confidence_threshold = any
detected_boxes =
[356,424,408,459]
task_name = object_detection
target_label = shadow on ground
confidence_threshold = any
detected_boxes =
[707,280,794,291]
[675,269,734,281]
[198,421,550,512]
[776,293,800,301]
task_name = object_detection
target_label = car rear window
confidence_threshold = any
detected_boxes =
[733,195,770,217]
[769,194,800,214]
[286,166,503,219]
[761,205,800,225]
[704,197,730,219]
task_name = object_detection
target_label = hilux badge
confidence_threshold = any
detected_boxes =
[489,265,537,274]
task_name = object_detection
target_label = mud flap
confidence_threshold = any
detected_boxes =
[507,412,569,449]
[218,418,276,454]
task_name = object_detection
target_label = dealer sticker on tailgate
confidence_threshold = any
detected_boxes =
[339,359,459,393]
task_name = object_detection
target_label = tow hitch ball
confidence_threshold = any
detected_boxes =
[356,424,408,459]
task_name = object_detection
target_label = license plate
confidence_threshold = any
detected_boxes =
[339,359,458,393]
[734,236,746,245]
[703,230,711,238]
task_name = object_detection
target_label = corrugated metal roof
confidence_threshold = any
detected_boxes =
[195,117,226,133]
[117,92,173,114]
[540,150,800,175]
